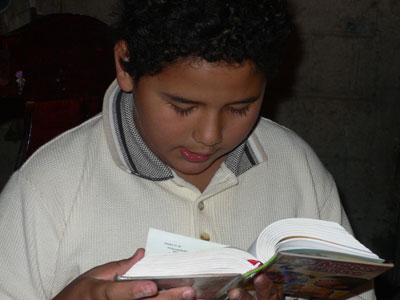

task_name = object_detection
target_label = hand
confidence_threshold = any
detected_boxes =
[53,248,196,300]
[228,273,284,300]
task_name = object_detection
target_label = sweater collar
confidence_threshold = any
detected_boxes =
[103,80,266,181]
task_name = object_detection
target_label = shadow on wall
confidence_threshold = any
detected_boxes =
[339,188,400,300]
[260,22,400,300]
[260,25,303,120]
[371,151,400,299]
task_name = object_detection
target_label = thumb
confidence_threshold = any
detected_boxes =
[88,248,146,281]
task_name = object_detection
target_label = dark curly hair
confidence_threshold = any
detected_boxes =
[113,0,291,82]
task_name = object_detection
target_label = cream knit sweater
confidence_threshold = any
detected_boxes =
[0,82,375,300]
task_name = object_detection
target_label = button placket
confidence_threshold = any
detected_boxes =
[195,195,216,242]
[196,198,210,241]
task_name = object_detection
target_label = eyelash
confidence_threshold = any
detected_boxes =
[169,104,195,116]
[169,103,250,116]
[228,105,250,116]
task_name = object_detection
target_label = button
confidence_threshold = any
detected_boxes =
[200,232,210,241]
[198,201,205,211]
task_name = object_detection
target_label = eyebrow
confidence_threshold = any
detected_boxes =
[161,92,261,105]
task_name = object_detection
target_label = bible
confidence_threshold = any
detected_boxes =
[116,218,393,299]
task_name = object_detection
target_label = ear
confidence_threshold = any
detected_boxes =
[114,40,134,92]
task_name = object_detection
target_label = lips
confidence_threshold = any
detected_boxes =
[180,147,212,163]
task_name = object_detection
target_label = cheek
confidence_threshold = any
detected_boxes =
[224,113,259,145]
[222,124,251,148]
[140,112,190,147]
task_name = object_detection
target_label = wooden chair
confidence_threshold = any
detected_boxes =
[0,13,115,168]
[14,97,102,169]
[0,13,115,101]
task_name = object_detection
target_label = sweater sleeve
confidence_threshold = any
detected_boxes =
[0,171,64,300]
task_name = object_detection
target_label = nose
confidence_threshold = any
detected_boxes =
[193,113,222,147]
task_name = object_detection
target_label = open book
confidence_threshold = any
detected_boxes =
[116,218,393,299]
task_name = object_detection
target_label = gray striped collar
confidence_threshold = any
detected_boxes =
[103,80,266,181]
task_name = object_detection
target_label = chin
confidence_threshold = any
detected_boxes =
[176,166,210,176]
[174,162,213,176]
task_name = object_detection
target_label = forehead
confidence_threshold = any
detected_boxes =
[162,58,259,78]
[137,58,265,100]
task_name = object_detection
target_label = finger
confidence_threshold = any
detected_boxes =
[103,281,196,300]
[93,278,158,300]
[53,273,158,300]
[157,286,196,300]
[253,273,279,300]
[90,248,146,280]
[228,288,253,300]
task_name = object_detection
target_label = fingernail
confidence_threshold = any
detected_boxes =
[229,288,241,300]
[140,284,156,297]
[255,274,267,285]
[183,289,195,300]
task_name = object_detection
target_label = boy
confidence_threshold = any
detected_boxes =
[0,1,376,300]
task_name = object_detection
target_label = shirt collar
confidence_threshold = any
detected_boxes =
[103,80,267,181]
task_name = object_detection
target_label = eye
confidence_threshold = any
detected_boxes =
[169,103,195,116]
[227,105,250,116]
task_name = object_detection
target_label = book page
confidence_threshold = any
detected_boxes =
[121,247,256,277]
[146,228,227,254]
[252,218,382,263]
[247,239,259,257]
[276,238,383,262]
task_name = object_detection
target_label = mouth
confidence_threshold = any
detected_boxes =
[180,147,212,163]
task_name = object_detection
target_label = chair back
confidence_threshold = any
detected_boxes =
[0,13,115,101]
[15,97,101,169]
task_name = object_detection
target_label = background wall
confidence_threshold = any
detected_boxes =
[0,1,399,299]
[0,0,116,32]
[267,2,400,298]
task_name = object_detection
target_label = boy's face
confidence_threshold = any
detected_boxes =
[117,56,266,185]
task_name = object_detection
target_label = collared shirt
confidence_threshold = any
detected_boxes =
[0,80,375,300]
